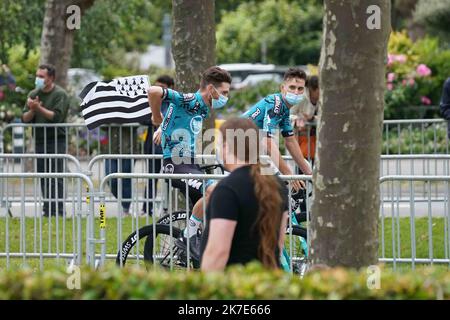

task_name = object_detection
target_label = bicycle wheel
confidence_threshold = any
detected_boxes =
[143,224,200,269]
[284,225,309,276]
[116,224,182,268]
[156,210,189,231]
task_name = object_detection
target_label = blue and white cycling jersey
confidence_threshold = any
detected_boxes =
[160,88,210,159]
[242,93,294,138]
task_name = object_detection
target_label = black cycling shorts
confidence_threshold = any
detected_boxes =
[162,158,214,207]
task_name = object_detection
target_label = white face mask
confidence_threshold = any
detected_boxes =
[211,86,228,109]
[285,92,305,105]
[35,77,45,90]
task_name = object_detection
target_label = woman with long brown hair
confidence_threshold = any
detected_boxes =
[200,117,289,271]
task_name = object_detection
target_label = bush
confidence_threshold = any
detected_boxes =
[218,80,280,119]
[216,0,322,65]
[382,123,448,154]
[413,0,450,43]
[385,32,450,119]
[0,263,449,300]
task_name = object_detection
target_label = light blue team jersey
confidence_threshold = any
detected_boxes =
[242,93,294,138]
[160,88,210,159]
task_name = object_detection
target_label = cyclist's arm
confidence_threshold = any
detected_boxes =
[262,135,293,175]
[148,86,164,125]
[285,136,312,175]
[201,218,236,272]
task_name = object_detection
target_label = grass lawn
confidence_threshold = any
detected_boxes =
[1,216,449,271]
[0,215,153,270]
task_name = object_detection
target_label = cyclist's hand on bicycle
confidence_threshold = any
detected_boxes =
[291,179,305,192]
[153,127,162,145]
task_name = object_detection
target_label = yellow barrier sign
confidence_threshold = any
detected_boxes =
[99,204,106,229]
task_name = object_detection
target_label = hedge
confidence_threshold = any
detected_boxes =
[0,263,449,300]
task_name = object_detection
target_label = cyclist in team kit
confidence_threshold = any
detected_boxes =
[242,67,313,189]
[148,66,232,258]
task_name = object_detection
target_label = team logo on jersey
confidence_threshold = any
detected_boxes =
[190,115,203,134]
[183,93,196,102]
[162,106,174,131]
[250,108,261,119]
[164,163,174,174]
[273,95,281,114]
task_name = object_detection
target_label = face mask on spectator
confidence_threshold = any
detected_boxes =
[35,77,45,90]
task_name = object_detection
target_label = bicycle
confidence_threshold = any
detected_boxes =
[116,165,310,275]
[116,163,224,268]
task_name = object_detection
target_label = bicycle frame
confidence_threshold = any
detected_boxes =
[280,200,309,273]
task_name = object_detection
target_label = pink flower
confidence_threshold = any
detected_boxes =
[408,78,415,86]
[421,96,432,105]
[387,73,395,82]
[416,64,431,77]
[395,54,407,64]
[402,79,407,86]
[387,83,394,91]
[387,54,395,66]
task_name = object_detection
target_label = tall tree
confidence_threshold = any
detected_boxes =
[171,0,216,91]
[39,0,95,88]
[171,0,216,134]
[311,1,391,268]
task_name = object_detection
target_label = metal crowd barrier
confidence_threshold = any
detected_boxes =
[0,153,82,218]
[380,175,450,270]
[2,159,450,271]
[1,123,148,161]
[0,172,95,270]
[380,155,450,202]
[383,119,449,155]
[2,119,449,166]
[96,172,313,274]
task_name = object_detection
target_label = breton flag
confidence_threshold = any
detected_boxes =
[80,75,151,130]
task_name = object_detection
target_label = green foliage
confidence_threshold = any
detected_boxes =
[72,0,169,70]
[382,123,448,154]
[385,32,450,119]
[0,262,449,299]
[219,81,280,118]
[0,0,45,63]
[216,0,322,65]
[0,45,40,132]
[413,0,450,42]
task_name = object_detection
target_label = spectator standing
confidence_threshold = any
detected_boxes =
[290,75,320,168]
[21,64,69,217]
[439,77,450,139]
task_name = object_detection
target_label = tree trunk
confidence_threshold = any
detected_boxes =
[311,1,391,268]
[39,0,95,89]
[171,0,216,139]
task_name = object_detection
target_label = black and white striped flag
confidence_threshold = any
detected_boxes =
[80,75,151,130]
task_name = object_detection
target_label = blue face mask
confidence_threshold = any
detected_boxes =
[35,77,45,90]
[285,92,305,106]
[211,86,228,109]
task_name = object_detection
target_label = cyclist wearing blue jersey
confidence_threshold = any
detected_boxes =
[148,66,232,255]
[242,67,312,190]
